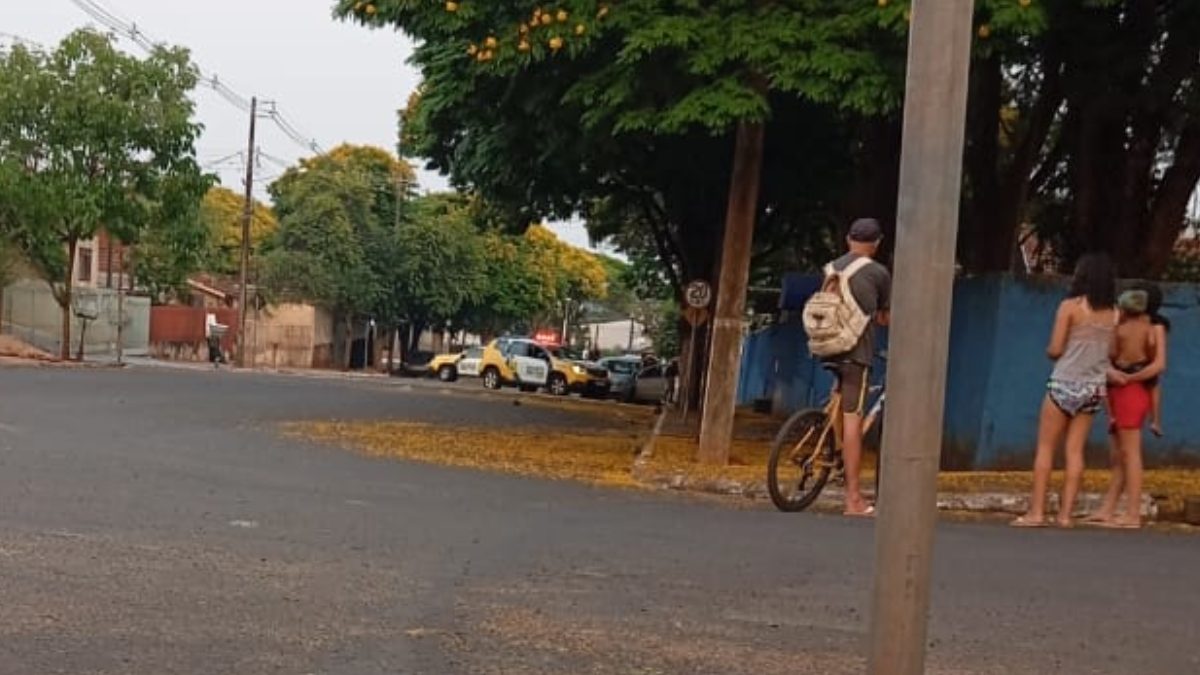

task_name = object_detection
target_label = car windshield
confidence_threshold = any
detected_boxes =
[605,360,636,375]
[463,347,483,358]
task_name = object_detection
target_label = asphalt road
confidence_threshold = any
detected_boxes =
[0,366,1196,674]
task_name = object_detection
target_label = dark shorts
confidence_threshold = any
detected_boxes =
[834,363,869,415]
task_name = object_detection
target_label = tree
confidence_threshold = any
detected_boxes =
[386,192,487,352]
[262,154,382,368]
[200,186,278,277]
[959,1,1200,277]
[522,224,607,334]
[0,31,209,358]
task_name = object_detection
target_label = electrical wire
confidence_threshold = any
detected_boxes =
[65,0,325,156]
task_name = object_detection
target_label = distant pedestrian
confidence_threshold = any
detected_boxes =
[1087,282,1169,529]
[1013,253,1117,528]
[207,333,223,368]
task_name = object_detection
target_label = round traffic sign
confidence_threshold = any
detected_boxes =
[684,280,712,309]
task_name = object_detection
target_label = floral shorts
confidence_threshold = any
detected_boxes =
[1047,379,1105,417]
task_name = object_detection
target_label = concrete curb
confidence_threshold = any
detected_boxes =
[630,466,1159,519]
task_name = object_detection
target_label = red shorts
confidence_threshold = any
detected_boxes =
[1108,382,1150,430]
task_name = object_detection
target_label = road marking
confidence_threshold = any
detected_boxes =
[228,519,259,529]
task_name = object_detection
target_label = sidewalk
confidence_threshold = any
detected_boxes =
[637,412,1198,522]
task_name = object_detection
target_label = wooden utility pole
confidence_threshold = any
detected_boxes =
[236,96,258,369]
[867,2,974,674]
[696,121,765,464]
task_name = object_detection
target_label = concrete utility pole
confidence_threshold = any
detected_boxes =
[868,2,974,674]
[236,96,258,369]
[696,121,765,464]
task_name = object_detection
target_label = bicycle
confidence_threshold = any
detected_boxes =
[766,357,886,512]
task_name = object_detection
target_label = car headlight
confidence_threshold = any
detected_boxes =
[571,365,586,375]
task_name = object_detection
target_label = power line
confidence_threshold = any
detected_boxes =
[65,0,324,156]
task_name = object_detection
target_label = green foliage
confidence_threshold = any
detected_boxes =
[385,192,486,330]
[200,186,278,277]
[262,159,380,317]
[0,29,211,355]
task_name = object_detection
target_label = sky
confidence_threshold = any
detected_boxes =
[0,0,600,251]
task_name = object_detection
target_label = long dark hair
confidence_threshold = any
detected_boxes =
[1130,280,1171,331]
[1067,253,1116,309]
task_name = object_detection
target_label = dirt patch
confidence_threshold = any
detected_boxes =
[0,335,55,361]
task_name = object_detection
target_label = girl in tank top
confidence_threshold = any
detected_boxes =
[1013,253,1118,528]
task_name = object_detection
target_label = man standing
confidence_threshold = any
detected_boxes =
[825,218,891,516]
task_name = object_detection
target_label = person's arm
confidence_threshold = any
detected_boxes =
[875,267,892,326]
[1046,300,1073,360]
[1127,324,1167,382]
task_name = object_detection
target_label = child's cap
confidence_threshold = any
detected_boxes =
[1118,289,1149,314]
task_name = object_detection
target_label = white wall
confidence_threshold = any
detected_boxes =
[584,319,650,352]
[2,280,150,357]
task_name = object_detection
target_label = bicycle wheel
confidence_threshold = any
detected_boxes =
[767,408,836,512]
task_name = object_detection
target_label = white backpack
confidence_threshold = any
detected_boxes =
[802,257,872,358]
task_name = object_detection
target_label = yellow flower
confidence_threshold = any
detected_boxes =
[549,36,564,51]
[978,24,991,38]
[485,36,498,49]
[575,23,586,36]
[541,14,554,25]
[467,43,478,55]
[365,3,377,14]
[557,9,569,22]
[597,5,609,19]
[445,1,459,12]
[518,40,531,52]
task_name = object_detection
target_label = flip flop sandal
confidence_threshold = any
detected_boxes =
[1010,516,1049,528]
[843,506,876,518]
[1098,520,1142,530]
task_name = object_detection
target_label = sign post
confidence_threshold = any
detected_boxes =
[679,280,712,420]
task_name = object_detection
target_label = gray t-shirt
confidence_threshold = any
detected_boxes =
[829,253,891,366]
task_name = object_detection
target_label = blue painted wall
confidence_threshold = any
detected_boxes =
[739,275,1200,468]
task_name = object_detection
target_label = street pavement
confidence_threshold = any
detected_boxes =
[0,365,1196,674]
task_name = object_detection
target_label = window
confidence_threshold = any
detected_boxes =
[606,361,636,375]
[464,347,484,359]
[78,248,93,282]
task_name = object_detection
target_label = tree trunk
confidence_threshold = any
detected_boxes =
[698,121,766,465]
[408,321,425,355]
[59,238,78,360]
[1143,120,1200,277]
[76,318,89,361]
[342,317,354,371]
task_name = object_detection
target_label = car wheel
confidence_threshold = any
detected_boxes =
[437,365,457,382]
[548,373,569,396]
[482,367,501,390]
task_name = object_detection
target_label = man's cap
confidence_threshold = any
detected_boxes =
[848,218,884,243]
[1118,289,1149,314]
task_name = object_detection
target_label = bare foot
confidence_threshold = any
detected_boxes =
[1082,512,1113,524]
[1055,517,1075,529]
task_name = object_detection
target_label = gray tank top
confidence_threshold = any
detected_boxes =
[1051,302,1115,385]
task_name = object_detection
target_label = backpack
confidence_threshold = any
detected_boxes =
[802,257,873,358]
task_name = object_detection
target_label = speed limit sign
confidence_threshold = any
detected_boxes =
[684,280,712,309]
